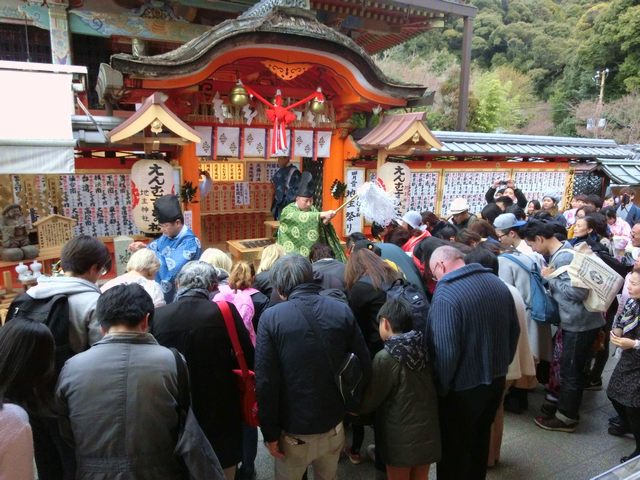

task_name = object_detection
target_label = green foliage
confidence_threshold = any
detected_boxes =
[385,0,640,136]
[180,181,198,205]
[471,74,508,131]
[468,67,535,132]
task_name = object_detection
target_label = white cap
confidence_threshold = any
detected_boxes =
[401,210,422,229]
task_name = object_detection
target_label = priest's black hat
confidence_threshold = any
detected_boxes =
[153,194,183,223]
[296,171,315,198]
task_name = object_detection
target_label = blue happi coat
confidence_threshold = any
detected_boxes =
[149,225,201,303]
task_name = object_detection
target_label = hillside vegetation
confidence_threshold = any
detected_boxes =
[375,0,640,142]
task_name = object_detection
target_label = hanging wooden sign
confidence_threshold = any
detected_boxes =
[343,167,365,234]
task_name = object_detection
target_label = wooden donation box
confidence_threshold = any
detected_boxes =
[33,215,76,256]
[227,238,274,264]
[264,220,280,238]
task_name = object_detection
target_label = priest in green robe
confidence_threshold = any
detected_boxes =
[277,171,346,262]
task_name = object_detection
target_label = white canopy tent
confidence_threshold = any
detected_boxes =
[0,61,86,174]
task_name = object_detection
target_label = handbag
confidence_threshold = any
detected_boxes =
[216,301,260,428]
[171,348,225,480]
[546,244,624,313]
[292,300,364,412]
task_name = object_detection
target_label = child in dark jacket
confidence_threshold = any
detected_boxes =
[359,298,441,480]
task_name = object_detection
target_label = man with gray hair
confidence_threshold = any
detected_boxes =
[152,261,254,480]
[256,254,371,480]
[427,245,519,480]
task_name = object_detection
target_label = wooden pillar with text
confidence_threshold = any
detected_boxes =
[324,134,345,239]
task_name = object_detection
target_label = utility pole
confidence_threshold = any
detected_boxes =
[591,68,609,138]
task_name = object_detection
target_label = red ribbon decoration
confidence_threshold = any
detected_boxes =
[244,86,325,155]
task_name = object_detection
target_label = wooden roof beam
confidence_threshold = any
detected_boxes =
[372,0,476,17]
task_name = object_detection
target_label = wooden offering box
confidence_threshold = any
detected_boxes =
[227,238,274,264]
[264,220,279,238]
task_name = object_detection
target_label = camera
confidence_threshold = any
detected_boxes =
[498,180,508,185]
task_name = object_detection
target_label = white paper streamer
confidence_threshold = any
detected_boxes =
[356,181,398,227]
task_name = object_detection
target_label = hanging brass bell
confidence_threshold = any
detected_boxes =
[230,83,249,107]
[310,97,325,113]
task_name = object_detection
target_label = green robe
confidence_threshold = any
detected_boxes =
[277,204,346,262]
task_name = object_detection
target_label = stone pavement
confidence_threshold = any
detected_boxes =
[253,357,639,479]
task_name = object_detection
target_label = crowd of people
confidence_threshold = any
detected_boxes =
[1,180,639,480]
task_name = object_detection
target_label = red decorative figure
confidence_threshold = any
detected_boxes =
[244,86,325,154]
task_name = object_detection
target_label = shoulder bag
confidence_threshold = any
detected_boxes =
[216,301,260,427]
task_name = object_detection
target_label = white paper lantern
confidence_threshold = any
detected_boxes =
[377,161,411,216]
[130,159,175,233]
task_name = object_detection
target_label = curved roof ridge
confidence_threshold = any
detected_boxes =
[110,7,422,92]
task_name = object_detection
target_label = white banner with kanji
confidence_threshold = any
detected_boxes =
[343,167,365,234]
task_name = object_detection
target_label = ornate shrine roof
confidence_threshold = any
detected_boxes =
[110,6,426,102]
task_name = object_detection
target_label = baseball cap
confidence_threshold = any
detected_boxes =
[400,210,422,229]
[493,213,526,231]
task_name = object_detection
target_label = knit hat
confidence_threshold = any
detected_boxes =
[401,210,422,229]
[449,197,470,215]
[153,195,182,223]
[542,193,559,205]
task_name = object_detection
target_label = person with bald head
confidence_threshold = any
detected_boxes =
[426,245,519,480]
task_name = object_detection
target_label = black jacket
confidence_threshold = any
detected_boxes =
[485,186,527,209]
[250,290,270,331]
[255,283,371,442]
[253,270,273,299]
[312,258,346,291]
[151,291,254,468]
[348,278,388,355]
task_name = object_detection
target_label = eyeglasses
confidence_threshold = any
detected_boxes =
[497,232,507,240]
[431,261,445,281]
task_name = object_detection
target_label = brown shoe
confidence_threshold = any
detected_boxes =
[534,415,577,433]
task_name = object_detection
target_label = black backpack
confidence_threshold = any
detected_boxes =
[6,293,72,373]
[385,278,430,333]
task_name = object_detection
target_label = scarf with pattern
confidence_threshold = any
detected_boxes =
[384,330,427,370]
[615,298,640,335]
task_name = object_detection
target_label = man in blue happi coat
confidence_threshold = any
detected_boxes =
[144,194,201,303]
